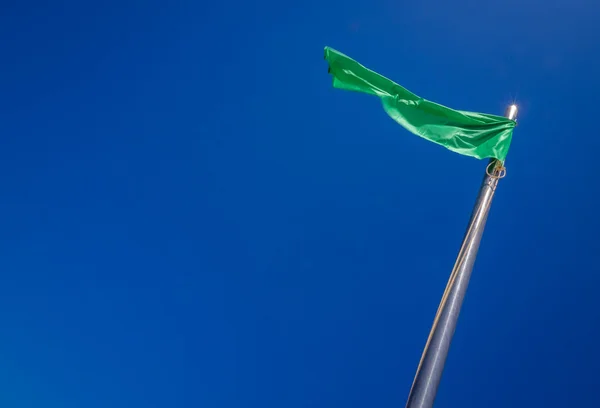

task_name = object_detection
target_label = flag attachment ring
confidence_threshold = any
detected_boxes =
[486,160,507,179]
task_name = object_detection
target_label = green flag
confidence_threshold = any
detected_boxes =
[324,47,516,161]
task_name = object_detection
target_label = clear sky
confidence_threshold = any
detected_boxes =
[1,0,599,407]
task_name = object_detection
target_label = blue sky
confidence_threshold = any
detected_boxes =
[1,0,599,407]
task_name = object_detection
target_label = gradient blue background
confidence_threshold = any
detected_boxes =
[1,0,599,406]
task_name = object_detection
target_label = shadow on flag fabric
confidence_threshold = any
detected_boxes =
[324,47,516,161]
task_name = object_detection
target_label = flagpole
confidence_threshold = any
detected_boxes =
[404,104,518,408]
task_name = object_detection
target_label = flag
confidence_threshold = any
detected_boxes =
[324,47,516,161]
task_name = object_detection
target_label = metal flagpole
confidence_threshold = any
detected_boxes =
[404,104,518,408]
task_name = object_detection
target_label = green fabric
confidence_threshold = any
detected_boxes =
[324,47,516,161]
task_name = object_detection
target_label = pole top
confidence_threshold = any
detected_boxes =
[506,104,518,120]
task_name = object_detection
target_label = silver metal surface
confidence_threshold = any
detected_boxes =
[506,104,518,120]
[404,105,518,408]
